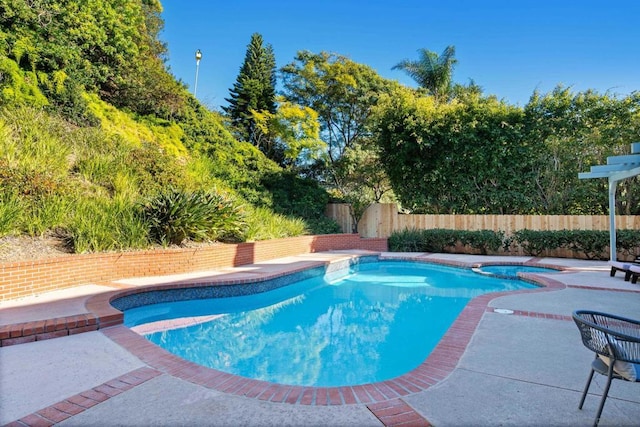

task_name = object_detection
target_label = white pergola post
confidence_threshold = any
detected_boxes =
[608,178,617,262]
[578,142,640,262]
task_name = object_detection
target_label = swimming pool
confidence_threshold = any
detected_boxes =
[119,260,537,387]
[474,265,560,279]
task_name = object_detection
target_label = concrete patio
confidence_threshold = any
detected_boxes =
[1,252,639,426]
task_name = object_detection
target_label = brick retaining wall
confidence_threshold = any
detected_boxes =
[0,234,388,302]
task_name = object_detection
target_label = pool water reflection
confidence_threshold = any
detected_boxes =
[124,261,536,387]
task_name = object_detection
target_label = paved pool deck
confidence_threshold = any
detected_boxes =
[1,251,640,426]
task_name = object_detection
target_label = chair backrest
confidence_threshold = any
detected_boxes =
[572,310,640,364]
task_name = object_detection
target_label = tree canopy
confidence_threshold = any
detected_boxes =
[223,33,277,147]
[0,0,185,122]
[392,46,457,102]
[374,84,640,214]
[281,51,400,228]
[524,87,640,214]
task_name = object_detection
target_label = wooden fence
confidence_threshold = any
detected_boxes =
[326,203,640,238]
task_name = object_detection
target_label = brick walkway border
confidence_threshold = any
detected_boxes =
[5,367,161,427]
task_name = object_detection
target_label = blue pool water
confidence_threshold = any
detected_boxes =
[123,261,536,387]
[476,265,558,278]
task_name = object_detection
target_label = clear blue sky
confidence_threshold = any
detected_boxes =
[160,0,639,111]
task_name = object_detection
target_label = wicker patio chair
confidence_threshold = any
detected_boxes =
[572,310,640,427]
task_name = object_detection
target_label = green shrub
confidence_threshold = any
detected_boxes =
[129,142,186,194]
[511,229,563,256]
[259,171,340,234]
[388,228,466,253]
[261,172,329,217]
[421,229,458,252]
[43,74,99,126]
[509,229,632,260]
[0,194,21,237]
[388,228,424,252]
[142,188,246,246]
[304,216,342,235]
[0,57,49,108]
[459,230,505,255]
[564,230,609,260]
[389,228,508,254]
[616,229,640,259]
[244,207,308,241]
[64,197,149,253]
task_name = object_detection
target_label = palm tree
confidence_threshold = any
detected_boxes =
[392,45,457,102]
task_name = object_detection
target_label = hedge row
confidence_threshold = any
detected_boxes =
[388,228,640,260]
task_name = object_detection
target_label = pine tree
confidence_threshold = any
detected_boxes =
[224,33,277,144]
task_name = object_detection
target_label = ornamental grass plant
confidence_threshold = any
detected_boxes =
[141,188,247,246]
[244,206,308,241]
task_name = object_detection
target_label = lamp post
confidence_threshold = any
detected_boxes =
[194,49,202,97]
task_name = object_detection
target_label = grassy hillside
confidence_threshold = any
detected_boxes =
[0,0,339,254]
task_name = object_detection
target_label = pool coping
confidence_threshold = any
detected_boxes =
[75,254,568,406]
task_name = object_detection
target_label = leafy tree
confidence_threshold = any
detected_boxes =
[260,170,341,234]
[282,51,389,167]
[374,84,640,215]
[374,86,536,213]
[524,87,640,214]
[224,33,277,146]
[392,45,457,102]
[281,51,400,229]
[251,97,325,168]
[109,0,186,118]
[0,0,185,121]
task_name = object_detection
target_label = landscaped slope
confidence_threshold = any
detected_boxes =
[0,0,338,254]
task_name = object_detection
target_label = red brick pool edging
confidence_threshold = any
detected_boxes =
[0,301,123,347]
